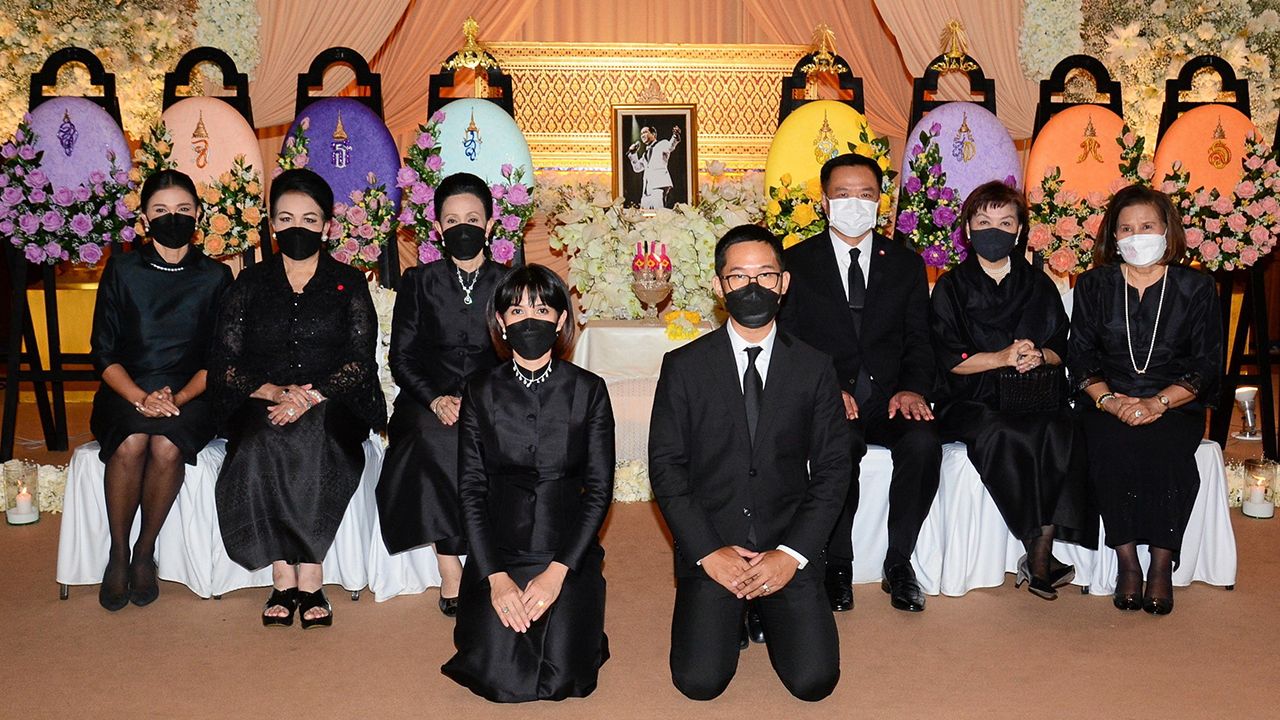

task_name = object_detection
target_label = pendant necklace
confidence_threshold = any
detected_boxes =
[456,267,479,305]
[513,359,553,388]
[147,261,186,273]
[1123,265,1167,375]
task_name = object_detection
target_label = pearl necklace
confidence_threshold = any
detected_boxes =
[1123,265,1167,375]
[147,261,186,273]
[456,267,479,305]
[513,359,552,388]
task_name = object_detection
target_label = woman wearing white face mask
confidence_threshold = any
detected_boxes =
[930,181,1095,602]
[1068,185,1221,616]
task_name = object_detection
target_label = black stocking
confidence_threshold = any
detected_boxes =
[103,434,149,598]
[1023,524,1055,579]
[1114,542,1142,597]
[1145,547,1175,601]
[129,436,185,593]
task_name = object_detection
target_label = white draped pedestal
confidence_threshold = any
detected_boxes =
[56,436,383,600]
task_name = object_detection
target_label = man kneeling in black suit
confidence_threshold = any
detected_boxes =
[650,225,852,701]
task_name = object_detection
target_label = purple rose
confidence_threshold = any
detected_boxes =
[88,170,107,185]
[0,220,13,235]
[490,183,506,200]
[398,208,414,224]
[501,163,514,178]
[904,175,922,194]
[921,244,948,268]
[501,213,522,232]
[0,204,9,220]
[70,213,93,237]
[52,186,75,207]
[430,110,446,124]
[396,166,419,187]
[940,187,956,201]
[13,129,24,142]
[506,183,530,205]
[115,199,132,219]
[419,241,443,264]
[113,171,129,185]
[932,206,957,227]
[1003,175,1018,188]
[28,189,46,204]
[41,210,65,231]
[19,213,40,235]
[925,186,939,200]
[896,211,918,234]
[0,144,16,159]
[43,241,63,260]
[2,187,21,205]
[18,146,36,161]
[121,225,136,242]
[929,122,943,135]
[410,182,434,206]
[26,170,48,188]
[491,238,516,264]
[950,225,967,247]
[78,242,103,265]
[98,205,109,217]
[426,154,443,172]
[24,243,45,264]
[74,185,91,202]
[910,144,924,158]
[928,164,943,177]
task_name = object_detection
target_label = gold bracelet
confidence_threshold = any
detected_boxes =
[1095,392,1115,410]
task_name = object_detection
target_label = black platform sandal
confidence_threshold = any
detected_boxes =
[299,588,333,629]
[262,587,299,628]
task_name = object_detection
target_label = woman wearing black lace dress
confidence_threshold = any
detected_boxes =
[210,169,386,628]
[1069,185,1221,616]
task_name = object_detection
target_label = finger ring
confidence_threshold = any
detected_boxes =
[762,583,770,592]
[536,600,546,608]
[501,607,509,614]
[1135,410,1143,418]
[286,408,296,416]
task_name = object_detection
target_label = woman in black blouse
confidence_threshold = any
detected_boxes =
[210,169,386,628]
[90,169,232,611]
[1069,185,1221,615]
[376,172,503,616]
[441,265,614,702]
[930,181,1094,601]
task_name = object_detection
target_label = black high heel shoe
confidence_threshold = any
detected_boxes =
[299,588,333,629]
[99,557,130,612]
[438,595,459,618]
[129,557,160,607]
[1047,557,1076,589]
[1112,571,1143,611]
[261,587,299,627]
[1142,595,1174,615]
[1014,555,1057,600]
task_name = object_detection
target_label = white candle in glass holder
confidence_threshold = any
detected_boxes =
[15,485,33,514]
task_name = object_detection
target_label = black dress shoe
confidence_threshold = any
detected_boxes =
[881,563,925,612]
[746,602,766,644]
[99,557,129,612]
[438,596,459,618]
[1113,571,1143,611]
[1142,595,1174,615]
[825,562,854,612]
[129,557,160,607]
[738,615,749,651]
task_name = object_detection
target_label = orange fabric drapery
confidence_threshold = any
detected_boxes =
[873,0,1039,139]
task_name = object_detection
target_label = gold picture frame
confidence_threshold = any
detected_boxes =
[611,104,698,210]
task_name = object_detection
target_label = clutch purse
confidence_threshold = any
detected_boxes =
[997,365,1065,413]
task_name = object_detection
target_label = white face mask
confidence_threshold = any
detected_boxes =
[1117,233,1167,267]
[826,196,879,240]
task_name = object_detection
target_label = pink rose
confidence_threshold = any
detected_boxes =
[1199,241,1220,260]
[357,222,376,240]
[1205,217,1223,234]
[491,238,516,264]
[1212,196,1234,215]
[1081,238,1095,251]
[349,190,364,205]
[1054,215,1080,238]
[1027,186,1045,204]
[1222,237,1239,253]
[1184,227,1204,248]
[359,244,381,262]
[1137,160,1155,180]
[1266,159,1280,174]
[332,248,353,264]
[1048,247,1077,273]
[346,205,368,225]
[1123,131,1137,147]
[343,238,360,253]
[333,202,349,217]
[1226,213,1248,233]
[501,163,514,178]
[1246,202,1266,218]
[1240,247,1259,266]
[1262,197,1279,214]
[1246,155,1264,170]
[426,154,443,171]
[1195,190,1213,207]
[1249,226,1270,244]
[1028,224,1053,251]
[327,219,343,238]
[506,183,530,206]
[294,152,309,168]
[490,183,506,200]
[1108,177,1129,194]
[1083,214,1103,238]
[1086,191,1107,209]
[1236,180,1258,199]
[1161,180,1179,194]
[1053,189,1079,206]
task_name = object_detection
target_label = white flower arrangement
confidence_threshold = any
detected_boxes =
[194,0,261,80]
[612,460,653,503]
[1018,0,1084,81]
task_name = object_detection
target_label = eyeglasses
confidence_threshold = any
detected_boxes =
[720,272,783,291]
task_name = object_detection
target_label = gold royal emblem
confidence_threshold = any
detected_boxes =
[1207,117,1231,170]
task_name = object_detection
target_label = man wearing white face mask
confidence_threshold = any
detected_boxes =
[779,154,941,616]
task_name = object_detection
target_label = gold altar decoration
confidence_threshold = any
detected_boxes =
[488,42,811,169]
[930,20,978,74]
[444,16,500,99]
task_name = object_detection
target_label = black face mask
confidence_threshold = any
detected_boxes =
[443,223,488,261]
[722,283,781,329]
[148,212,196,249]
[968,227,1019,262]
[505,318,559,360]
[276,227,324,261]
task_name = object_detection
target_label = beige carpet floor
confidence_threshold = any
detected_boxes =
[2,400,1277,719]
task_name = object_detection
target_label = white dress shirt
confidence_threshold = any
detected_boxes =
[831,231,873,300]
[722,321,809,570]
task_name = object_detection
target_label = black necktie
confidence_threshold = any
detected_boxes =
[848,247,866,312]
[743,346,763,445]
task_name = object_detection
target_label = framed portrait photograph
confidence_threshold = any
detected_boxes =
[611,104,697,210]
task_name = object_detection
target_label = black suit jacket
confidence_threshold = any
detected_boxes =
[648,325,852,576]
[779,230,936,401]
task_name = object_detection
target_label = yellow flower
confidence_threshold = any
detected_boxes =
[123,191,140,211]
[779,173,793,188]
[783,232,801,248]
[208,213,232,236]
[879,194,893,215]
[155,140,170,155]
[766,199,783,216]
[792,202,817,229]
[877,155,891,172]
[804,177,823,202]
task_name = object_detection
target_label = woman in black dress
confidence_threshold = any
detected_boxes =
[90,169,232,611]
[441,265,614,702]
[376,172,503,616]
[930,181,1094,601]
[1069,185,1221,615]
[210,169,386,628]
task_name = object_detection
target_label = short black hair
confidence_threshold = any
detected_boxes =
[487,263,577,359]
[958,180,1030,250]
[714,224,785,275]
[269,168,334,224]
[820,152,884,193]
[434,172,493,221]
[140,169,198,212]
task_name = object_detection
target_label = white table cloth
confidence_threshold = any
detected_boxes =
[56,436,383,598]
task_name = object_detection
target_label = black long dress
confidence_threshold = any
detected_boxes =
[375,260,503,555]
[209,254,386,569]
[89,242,232,465]
[441,360,615,703]
[1067,263,1221,553]
[930,256,1095,547]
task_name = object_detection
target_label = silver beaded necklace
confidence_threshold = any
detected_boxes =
[456,267,480,305]
[1122,265,1167,375]
[513,359,553,388]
